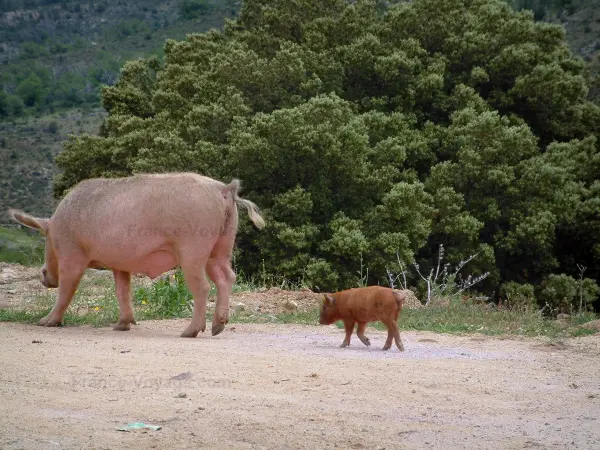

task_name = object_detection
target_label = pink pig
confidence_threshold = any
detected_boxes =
[8,172,265,338]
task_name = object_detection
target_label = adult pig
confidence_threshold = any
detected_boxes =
[8,172,265,338]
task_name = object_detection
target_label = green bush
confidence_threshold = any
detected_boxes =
[47,121,58,134]
[539,274,600,313]
[500,282,536,308]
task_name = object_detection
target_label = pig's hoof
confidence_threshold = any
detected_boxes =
[212,322,225,336]
[216,312,229,325]
[38,315,62,327]
[113,316,136,331]
[382,345,391,351]
[180,328,200,338]
[359,337,371,347]
[339,342,349,348]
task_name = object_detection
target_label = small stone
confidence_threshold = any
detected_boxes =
[284,300,298,311]
[235,302,246,312]
[176,393,187,398]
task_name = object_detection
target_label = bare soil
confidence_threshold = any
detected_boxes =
[1,263,600,449]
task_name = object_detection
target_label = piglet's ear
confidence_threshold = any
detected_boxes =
[324,294,334,306]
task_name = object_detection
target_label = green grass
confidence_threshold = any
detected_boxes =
[398,301,599,338]
[0,225,45,266]
[1,273,597,339]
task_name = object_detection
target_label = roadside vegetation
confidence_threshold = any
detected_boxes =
[0,263,597,339]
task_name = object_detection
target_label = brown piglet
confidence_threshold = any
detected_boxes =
[319,286,405,351]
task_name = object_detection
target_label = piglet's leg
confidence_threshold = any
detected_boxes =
[382,319,404,351]
[340,320,354,348]
[392,321,405,352]
[356,322,371,347]
[112,270,136,331]
[382,319,395,351]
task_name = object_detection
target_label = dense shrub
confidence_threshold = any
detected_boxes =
[53,0,600,305]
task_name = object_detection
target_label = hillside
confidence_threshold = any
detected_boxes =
[0,0,239,220]
[0,0,599,222]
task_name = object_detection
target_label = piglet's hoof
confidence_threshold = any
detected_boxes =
[359,336,371,347]
[339,342,349,348]
[212,322,225,336]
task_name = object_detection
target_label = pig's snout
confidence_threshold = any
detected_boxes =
[41,268,58,288]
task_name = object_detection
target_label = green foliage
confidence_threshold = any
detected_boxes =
[396,298,598,337]
[180,0,214,20]
[109,19,151,39]
[500,281,536,307]
[51,0,600,305]
[0,0,241,121]
[539,273,579,310]
[47,120,58,134]
[539,273,600,312]
[132,269,193,318]
[0,91,25,117]
[0,226,45,266]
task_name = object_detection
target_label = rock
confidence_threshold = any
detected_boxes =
[1,269,17,284]
[556,313,571,320]
[7,289,16,295]
[284,300,298,311]
[235,302,246,312]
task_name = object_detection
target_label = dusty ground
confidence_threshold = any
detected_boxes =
[0,320,599,449]
[1,263,600,449]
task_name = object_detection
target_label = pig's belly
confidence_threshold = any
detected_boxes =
[88,247,179,279]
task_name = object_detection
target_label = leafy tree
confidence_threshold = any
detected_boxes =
[53,0,600,303]
[15,73,47,107]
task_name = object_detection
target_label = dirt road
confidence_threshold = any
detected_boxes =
[1,320,599,450]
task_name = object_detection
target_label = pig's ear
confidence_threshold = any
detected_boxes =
[323,294,334,306]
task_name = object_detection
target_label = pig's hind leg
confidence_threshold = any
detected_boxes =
[206,239,237,337]
[179,251,212,338]
[112,270,136,331]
